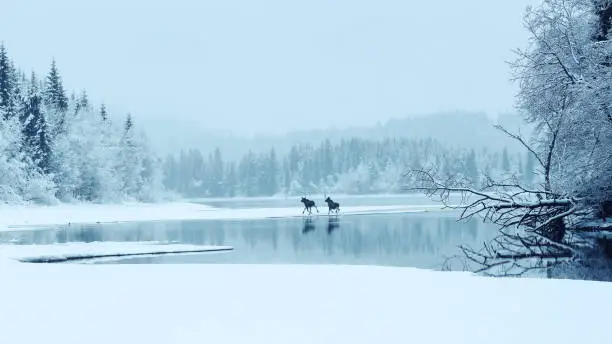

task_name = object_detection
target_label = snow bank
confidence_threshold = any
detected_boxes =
[0,241,233,263]
[0,202,443,231]
[0,263,610,344]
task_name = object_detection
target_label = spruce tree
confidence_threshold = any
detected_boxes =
[464,149,479,186]
[43,59,69,137]
[0,44,18,120]
[209,147,224,196]
[524,151,535,185]
[43,59,68,112]
[501,147,511,172]
[125,113,133,132]
[20,72,52,173]
[225,162,237,197]
[118,113,143,196]
[100,103,108,122]
[266,148,279,195]
[72,89,89,116]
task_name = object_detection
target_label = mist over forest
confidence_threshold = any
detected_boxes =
[142,110,530,160]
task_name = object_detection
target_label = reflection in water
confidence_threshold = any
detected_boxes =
[0,212,499,270]
[302,218,315,234]
[327,217,340,234]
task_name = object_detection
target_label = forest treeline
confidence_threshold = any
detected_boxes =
[0,45,163,204]
[163,139,534,197]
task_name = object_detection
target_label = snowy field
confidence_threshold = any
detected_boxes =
[1,260,611,344]
[0,201,445,231]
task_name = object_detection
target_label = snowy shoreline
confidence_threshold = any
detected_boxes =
[0,241,233,264]
[2,262,611,344]
[0,201,446,231]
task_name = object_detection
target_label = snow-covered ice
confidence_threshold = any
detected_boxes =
[0,241,233,263]
[0,262,610,344]
[0,201,444,231]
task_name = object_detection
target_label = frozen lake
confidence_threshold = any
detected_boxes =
[0,195,498,270]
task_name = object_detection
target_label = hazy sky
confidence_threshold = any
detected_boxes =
[2,0,538,135]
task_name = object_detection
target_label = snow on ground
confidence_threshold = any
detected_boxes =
[0,241,233,263]
[0,202,445,231]
[0,262,611,344]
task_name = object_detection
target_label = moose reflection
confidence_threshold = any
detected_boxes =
[302,217,315,233]
[327,217,340,234]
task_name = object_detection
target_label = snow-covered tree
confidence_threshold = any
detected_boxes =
[501,148,510,173]
[511,0,612,206]
[43,59,69,138]
[20,72,52,174]
[0,48,165,204]
[208,148,224,197]
[0,115,55,203]
[117,114,143,197]
[464,149,479,186]
[0,44,18,121]
[100,103,108,122]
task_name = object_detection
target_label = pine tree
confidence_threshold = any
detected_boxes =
[20,72,52,173]
[72,89,89,116]
[209,147,224,196]
[78,90,89,110]
[118,113,143,197]
[43,59,69,137]
[465,149,479,186]
[501,147,511,172]
[224,162,237,197]
[320,139,333,179]
[266,148,279,195]
[100,103,108,122]
[124,113,133,132]
[43,59,68,111]
[0,44,18,120]
[282,159,291,192]
[162,154,178,190]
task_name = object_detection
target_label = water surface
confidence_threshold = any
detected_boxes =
[0,210,497,270]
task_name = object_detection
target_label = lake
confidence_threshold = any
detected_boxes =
[0,195,499,270]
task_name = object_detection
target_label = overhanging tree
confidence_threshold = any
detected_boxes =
[410,0,612,276]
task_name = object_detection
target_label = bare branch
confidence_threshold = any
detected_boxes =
[494,124,546,169]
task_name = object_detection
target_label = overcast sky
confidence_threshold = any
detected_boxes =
[2,0,539,135]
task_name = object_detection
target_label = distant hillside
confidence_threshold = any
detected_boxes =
[142,111,531,160]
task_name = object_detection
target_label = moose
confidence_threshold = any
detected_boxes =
[300,197,319,215]
[324,195,340,215]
